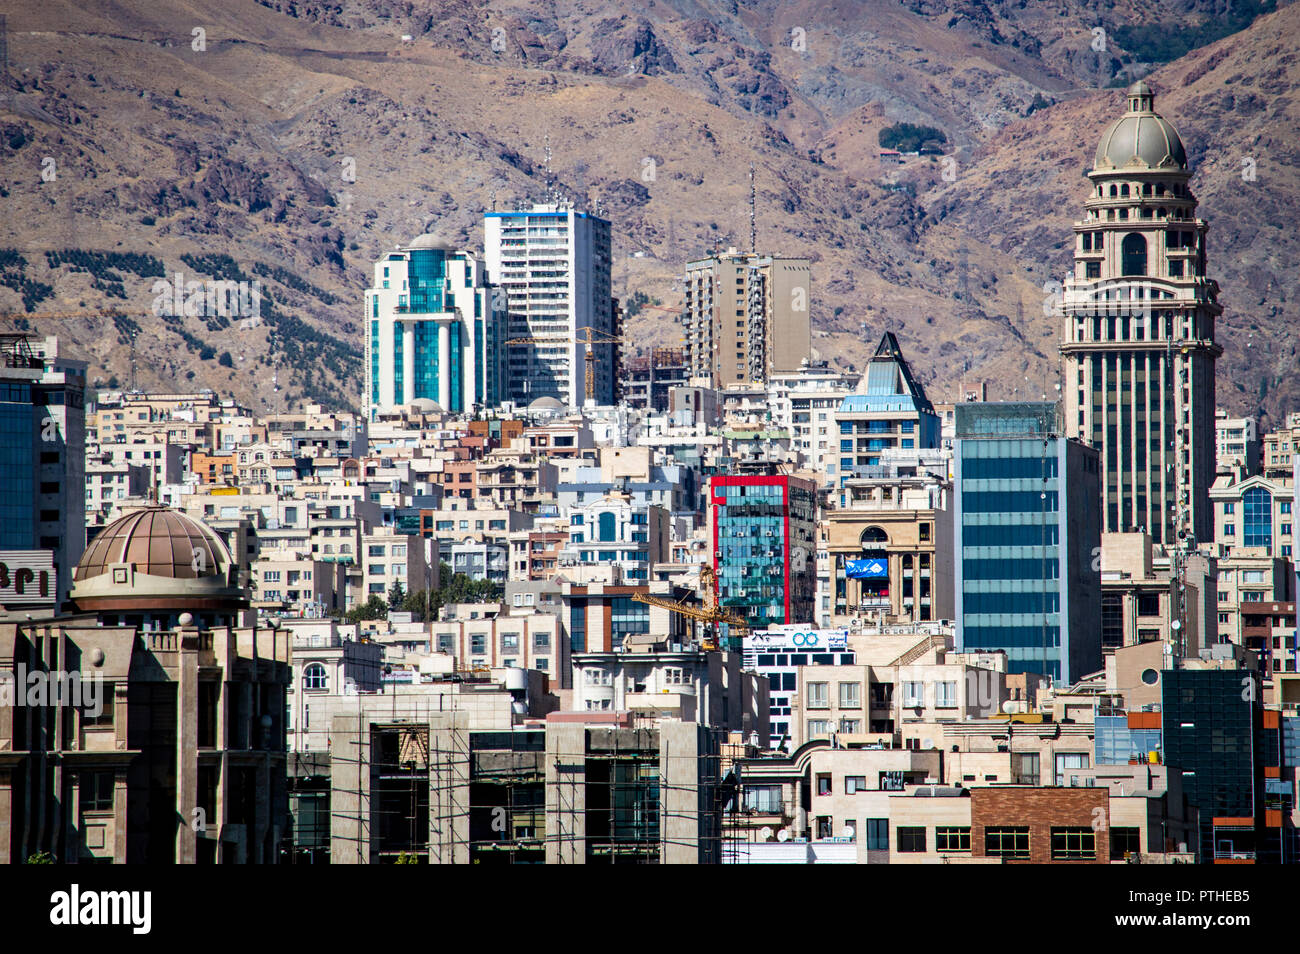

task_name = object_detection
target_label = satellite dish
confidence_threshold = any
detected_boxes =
[921,738,933,749]
[839,826,854,839]
[759,827,773,842]
[777,829,791,843]
[1170,620,1182,631]
[1001,700,1016,714]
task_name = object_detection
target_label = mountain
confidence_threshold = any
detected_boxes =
[0,0,1294,425]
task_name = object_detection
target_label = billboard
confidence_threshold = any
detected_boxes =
[0,551,56,608]
[846,558,888,580]
[746,625,849,652]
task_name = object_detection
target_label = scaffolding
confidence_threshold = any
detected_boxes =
[318,687,744,864]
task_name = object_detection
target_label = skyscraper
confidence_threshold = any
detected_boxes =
[682,248,811,388]
[952,402,1102,685]
[1059,82,1222,546]
[484,201,614,408]
[0,333,85,606]
[364,235,506,417]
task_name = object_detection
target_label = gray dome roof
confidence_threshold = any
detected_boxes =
[528,396,565,411]
[407,233,455,251]
[409,397,443,413]
[1094,82,1187,172]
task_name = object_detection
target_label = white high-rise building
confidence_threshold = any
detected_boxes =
[364,235,506,419]
[485,201,614,409]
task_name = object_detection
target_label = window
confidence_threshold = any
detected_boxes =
[985,827,1029,859]
[743,784,782,814]
[838,682,861,709]
[807,682,829,709]
[1243,486,1273,549]
[807,719,830,737]
[902,681,924,707]
[816,774,832,796]
[533,631,550,649]
[79,771,115,812]
[935,681,957,708]
[584,668,611,686]
[1110,827,1142,860]
[302,663,328,691]
[1055,752,1090,786]
[866,818,888,850]
[840,719,862,733]
[471,634,486,655]
[896,826,926,853]
[845,776,867,794]
[936,827,971,852]
[82,684,115,727]
[502,633,519,652]
[1051,827,1097,860]
[663,668,688,686]
[1012,753,1041,786]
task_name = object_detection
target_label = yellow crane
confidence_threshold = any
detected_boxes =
[631,565,748,651]
[505,327,623,404]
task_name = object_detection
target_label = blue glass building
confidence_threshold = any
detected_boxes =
[952,402,1101,684]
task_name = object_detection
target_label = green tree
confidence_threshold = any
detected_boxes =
[387,580,406,610]
[345,595,389,624]
[25,851,54,864]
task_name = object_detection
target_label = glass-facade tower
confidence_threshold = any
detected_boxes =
[953,402,1101,684]
[710,475,817,632]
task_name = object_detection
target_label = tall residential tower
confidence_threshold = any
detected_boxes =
[485,201,615,408]
[682,248,812,389]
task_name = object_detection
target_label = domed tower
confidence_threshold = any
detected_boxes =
[1059,82,1222,546]
[69,505,248,628]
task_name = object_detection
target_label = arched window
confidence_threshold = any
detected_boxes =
[1121,233,1147,276]
[303,663,328,691]
[598,511,617,542]
[860,526,888,554]
[1142,183,1152,196]
[1120,184,1130,197]
[1243,486,1273,549]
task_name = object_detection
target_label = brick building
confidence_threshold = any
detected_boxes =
[970,787,1109,864]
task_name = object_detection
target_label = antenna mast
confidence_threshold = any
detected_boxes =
[748,162,757,253]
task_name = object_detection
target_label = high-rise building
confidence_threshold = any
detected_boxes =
[0,333,85,605]
[709,474,817,632]
[1059,82,1221,546]
[952,402,1102,684]
[484,201,614,408]
[834,333,941,499]
[682,248,811,388]
[364,235,506,418]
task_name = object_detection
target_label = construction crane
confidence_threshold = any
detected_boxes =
[504,326,623,404]
[631,565,748,651]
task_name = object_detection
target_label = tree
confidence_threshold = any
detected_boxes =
[25,851,54,864]
[345,595,388,624]
[387,580,406,610]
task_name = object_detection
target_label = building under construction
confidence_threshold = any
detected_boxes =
[621,348,689,413]
[325,708,731,864]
